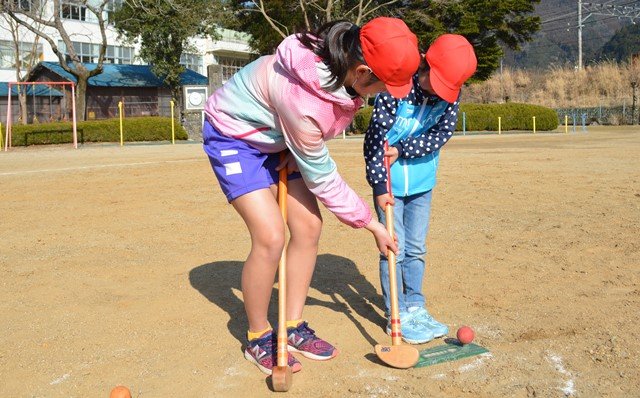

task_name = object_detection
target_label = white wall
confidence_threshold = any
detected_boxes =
[0,2,253,82]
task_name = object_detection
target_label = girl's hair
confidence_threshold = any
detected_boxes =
[419,55,429,72]
[298,21,368,92]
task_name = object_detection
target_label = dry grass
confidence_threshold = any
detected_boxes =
[464,61,640,108]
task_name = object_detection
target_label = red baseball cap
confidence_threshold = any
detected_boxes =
[360,17,420,98]
[426,34,477,103]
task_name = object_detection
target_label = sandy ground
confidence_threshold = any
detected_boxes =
[0,126,639,397]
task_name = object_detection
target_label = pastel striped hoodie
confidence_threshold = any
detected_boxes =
[204,34,372,228]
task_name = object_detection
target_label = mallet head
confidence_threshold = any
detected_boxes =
[271,365,293,392]
[375,343,419,369]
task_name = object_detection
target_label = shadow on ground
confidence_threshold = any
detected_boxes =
[189,254,385,346]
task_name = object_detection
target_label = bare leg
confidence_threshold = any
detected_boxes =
[232,186,283,333]
[284,178,322,321]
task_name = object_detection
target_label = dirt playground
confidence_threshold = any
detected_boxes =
[1,126,638,397]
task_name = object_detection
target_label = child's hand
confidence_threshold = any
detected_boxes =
[384,146,399,165]
[376,193,395,210]
[366,220,398,256]
[276,150,299,173]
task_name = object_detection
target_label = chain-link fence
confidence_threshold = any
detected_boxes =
[555,105,639,126]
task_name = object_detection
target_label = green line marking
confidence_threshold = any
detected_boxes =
[414,342,489,368]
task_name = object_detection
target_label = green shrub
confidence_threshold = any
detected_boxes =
[458,103,558,131]
[350,103,557,136]
[352,106,373,134]
[10,116,188,146]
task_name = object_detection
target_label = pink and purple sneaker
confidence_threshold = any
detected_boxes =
[287,321,339,360]
[244,331,302,375]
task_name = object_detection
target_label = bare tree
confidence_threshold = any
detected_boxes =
[1,0,112,120]
[0,11,45,124]
[246,0,400,39]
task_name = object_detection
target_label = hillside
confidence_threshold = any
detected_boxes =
[503,0,639,69]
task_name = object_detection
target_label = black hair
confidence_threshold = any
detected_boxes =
[297,21,366,92]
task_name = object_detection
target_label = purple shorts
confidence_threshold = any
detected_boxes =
[203,120,301,202]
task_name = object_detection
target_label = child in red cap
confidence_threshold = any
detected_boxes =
[364,34,477,344]
[202,17,419,375]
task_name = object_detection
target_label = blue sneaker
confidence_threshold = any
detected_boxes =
[409,307,449,338]
[386,311,434,344]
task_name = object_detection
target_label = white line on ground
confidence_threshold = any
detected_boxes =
[50,373,70,385]
[457,352,492,372]
[546,352,576,396]
[0,159,200,176]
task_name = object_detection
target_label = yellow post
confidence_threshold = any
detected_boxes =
[118,101,124,146]
[0,122,3,150]
[498,116,502,135]
[170,100,175,145]
[533,116,536,134]
[564,115,568,134]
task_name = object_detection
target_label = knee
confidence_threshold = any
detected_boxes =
[252,226,285,261]
[291,215,322,247]
[405,240,426,259]
[405,248,425,259]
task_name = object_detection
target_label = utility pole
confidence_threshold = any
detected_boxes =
[577,2,640,70]
[578,0,583,70]
[632,81,639,126]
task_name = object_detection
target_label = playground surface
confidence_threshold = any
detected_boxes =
[1,126,638,397]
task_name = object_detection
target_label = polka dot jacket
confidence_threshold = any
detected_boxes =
[363,73,461,196]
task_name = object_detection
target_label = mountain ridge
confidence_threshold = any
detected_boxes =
[503,0,639,69]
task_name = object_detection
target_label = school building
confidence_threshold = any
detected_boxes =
[0,1,255,128]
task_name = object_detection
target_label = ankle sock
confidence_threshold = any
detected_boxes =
[286,319,303,328]
[247,326,272,341]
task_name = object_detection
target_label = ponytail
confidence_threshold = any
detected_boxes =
[298,21,365,92]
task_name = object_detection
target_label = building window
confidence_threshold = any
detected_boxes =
[5,0,40,12]
[216,56,250,81]
[0,40,43,69]
[59,41,133,64]
[60,0,97,22]
[180,53,203,74]
[105,0,122,23]
[105,45,133,64]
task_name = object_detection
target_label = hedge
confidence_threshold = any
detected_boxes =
[458,103,558,131]
[9,116,188,146]
[351,102,558,135]
[352,106,373,134]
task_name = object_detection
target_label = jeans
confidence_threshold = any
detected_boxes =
[375,190,432,315]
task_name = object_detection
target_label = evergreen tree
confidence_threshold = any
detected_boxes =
[112,0,229,105]
[397,0,540,81]
[228,0,539,81]
[598,24,640,63]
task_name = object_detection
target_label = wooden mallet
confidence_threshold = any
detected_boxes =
[374,141,420,369]
[272,153,293,391]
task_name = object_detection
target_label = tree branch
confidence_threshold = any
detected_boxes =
[252,0,288,39]
[299,0,310,30]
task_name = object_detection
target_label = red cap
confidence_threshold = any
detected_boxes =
[360,17,420,98]
[426,34,477,103]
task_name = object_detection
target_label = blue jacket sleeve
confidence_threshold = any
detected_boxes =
[395,99,460,159]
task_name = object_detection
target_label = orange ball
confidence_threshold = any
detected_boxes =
[110,385,131,398]
[457,326,475,345]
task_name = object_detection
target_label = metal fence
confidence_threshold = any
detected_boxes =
[555,105,639,126]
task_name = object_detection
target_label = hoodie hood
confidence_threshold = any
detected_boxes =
[275,34,362,112]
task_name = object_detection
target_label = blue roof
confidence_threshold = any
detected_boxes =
[0,82,64,97]
[31,62,208,87]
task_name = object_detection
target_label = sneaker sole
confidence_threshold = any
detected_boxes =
[244,350,302,375]
[288,345,339,361]
[386,329,434,345]
[423,323,449,338]
[432,330,448,339]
